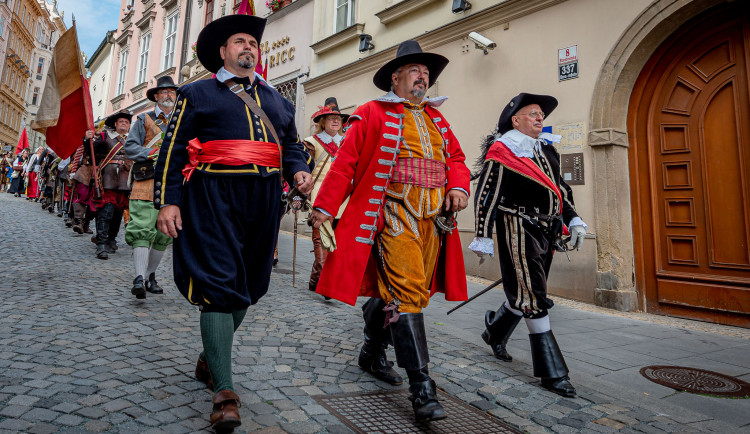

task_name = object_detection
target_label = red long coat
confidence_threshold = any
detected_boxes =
[313,99,471,306]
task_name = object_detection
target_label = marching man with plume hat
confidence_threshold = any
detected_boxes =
[123,76,179,300]
[302,97,349,293]
[469,93,588,398]
[310,40,471,422]
[154,14,313,430]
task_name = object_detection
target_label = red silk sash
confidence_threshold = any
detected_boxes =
[486,140,563,209]
[182,139,281,181]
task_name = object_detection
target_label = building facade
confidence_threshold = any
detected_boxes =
[24,0,63,152]
[109,0,187,117]
[0,0,12,152]
[303,0,750,327]
[86,30,116,123]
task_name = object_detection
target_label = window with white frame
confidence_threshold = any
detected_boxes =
[334,0,355,33]
[136,32,151,84]
[163,12,178,70]
[0,17,5,38]
[116,48,128,95]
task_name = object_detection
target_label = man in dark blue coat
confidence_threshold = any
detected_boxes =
[154,14,313,431]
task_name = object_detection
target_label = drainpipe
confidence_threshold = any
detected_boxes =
[178,0,192,83]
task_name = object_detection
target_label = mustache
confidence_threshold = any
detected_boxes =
[413,79,427,86]
[239,50,254,58]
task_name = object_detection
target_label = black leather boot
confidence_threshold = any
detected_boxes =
[131,276,146,299]
[95,204,114,260]
[409,377,446,422]
[358,298,402,385]
[72,218,84,234]
[481,303,522,362]
[529,330,576,397]
[390,313,446,421]
[146,273,164,294]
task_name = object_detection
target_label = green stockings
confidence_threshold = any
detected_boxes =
[199,309,247,392]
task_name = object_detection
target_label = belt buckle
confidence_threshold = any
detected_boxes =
[229,84,243,94]
[518,206,525,214]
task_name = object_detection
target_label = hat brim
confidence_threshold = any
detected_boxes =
[373,52,449,92]
[197,15,266,74]
[313,112,350,123]
[146,85,178,102]
[497,93,558,134]
[105,113,132,129]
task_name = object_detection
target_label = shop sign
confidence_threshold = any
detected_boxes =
[260,35,296,69]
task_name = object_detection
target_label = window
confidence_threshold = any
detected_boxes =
[275,77,298,108]
[163,12,178,70]
[204,0,213,26]
[116,48,128,95]
[0,17,5,37]
[31,87,38,105]
[36,57,43,74]
[136,32,151,84]
[334,0,355,33]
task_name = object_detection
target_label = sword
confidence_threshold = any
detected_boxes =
[446,278,503,315]
[292,209,298,288]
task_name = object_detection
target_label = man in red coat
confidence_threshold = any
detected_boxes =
[310,40,471,422]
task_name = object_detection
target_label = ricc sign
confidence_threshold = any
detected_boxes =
[260,36,296,68]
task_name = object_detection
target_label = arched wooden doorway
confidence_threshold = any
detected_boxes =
[629,2,750,327]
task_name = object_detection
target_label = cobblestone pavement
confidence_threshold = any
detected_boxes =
[1,192,749,433]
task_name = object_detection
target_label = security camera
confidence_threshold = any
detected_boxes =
[359,34,374,53]
[469,31,496,54]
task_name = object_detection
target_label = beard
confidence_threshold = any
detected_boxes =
[158,98,175,108]
[238,51,255,69]
[410,80,427,99]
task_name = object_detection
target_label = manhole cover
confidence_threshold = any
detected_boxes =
[313,389,521,433]
[640,365,750,398]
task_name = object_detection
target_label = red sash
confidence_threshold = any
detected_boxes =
[182,139,281,181]
[313,134,339,157]
[486,140,563,208]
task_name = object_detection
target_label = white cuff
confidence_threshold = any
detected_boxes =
[569,217,587,232]
[315,207,332,217]
[450,187,469,196]
[468,237,494,257]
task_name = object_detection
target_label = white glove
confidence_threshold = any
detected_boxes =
[569,225,586,250]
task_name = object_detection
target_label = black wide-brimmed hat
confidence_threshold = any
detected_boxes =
[496,93,558,134]
[146,76,178,102]
[312,97,350,123]
[196,15,266,74]
[104,110,132,129]
[373,40,449,92]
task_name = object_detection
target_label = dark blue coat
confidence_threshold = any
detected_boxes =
[154,75,312,208]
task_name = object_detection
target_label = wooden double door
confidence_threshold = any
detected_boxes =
[629,3,750,327]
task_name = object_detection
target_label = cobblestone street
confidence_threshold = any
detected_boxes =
[1,192,749,433]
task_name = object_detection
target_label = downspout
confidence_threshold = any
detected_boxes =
[177,0,192,83]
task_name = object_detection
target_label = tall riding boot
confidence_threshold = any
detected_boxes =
[529,330,576,397]
[390,313,446,422]
[83,217,93,234]
[95,204,114,260]
[358,298,402,385]
[106,208,123,253]
[481,303,522,362]
[308,227,328,292]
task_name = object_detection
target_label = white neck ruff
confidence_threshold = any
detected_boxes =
[498,129,561,158]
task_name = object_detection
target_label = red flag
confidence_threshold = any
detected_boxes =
[262,57,268,80]
[235,0,265,77]
[31,23,93,159]
[15,128,28,154]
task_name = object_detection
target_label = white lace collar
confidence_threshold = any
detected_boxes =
[316,130,343,146]
[498,129,561,158]
[374,91,448,108]
[107,130,122,139]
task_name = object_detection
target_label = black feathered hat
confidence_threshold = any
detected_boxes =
[312,97,350,123]
[372,40,448,92]
[196,15,266,74]
[496,93,558,134]
[146,76,178,102]
[104,110,132,129]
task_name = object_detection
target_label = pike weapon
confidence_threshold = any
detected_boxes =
[292,209,297,288]
[446,278,503,315]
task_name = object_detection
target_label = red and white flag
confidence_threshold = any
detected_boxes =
[31,23,94,159]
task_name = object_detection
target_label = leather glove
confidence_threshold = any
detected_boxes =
[319,220,337,252]
[569,225,586,250]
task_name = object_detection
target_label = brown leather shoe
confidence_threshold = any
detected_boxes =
[210,390,241,431]
[195,357,214,391]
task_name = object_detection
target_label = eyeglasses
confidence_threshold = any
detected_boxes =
[518,111,545,120]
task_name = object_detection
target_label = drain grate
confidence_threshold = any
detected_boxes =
[313,389,522,433]
[640,365,750,398]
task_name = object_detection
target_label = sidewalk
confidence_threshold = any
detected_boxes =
[0,192,748,433]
